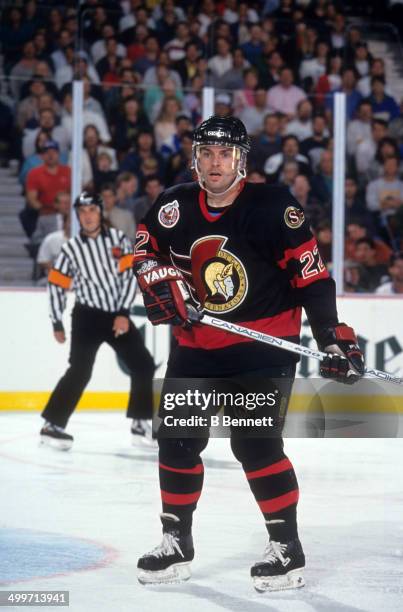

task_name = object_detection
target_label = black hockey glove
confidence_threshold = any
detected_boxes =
[133,258,201,328]
[317,323,365,385]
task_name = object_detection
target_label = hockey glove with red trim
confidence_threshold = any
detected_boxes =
[134,258,201,328]
[317,323,365,384]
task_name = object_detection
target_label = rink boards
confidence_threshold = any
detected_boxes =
[0,290,402,417]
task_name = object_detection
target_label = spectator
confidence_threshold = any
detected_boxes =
[354,237,389,291]
[50,28,73,71]
[345,220,392,265]
[93,152,119,193]
[19,130,68,186]
[300,114,330,172]
[31,190,71,248]
[329,12,346,51]
[345,177,370,224]
[247,169,266,183]
[95,37,122,84]
[355,118,388,181]
[208,37,233,80]
[101,184,136,241]
[325,67,362,122]
[375,252,403,294]
[310,149,333,206]
[258,50,284,90]
[113,97,151,157]
[367,76,400,123]
[23,108,70,159]
[131,175,164,223]
[233,68,259,115]
[284,99,314,142]
[16,77,50,131]
[315,220,333,264]
[299,40,329,87]
[37,213,70,277]
[55,51,100,91]
[143,53,182,89]
[116,172,139,214]
[164,22,190,63]
[344,259,366,293]
[264,134,311,182]
[90,24,126,65]
[173,42,201,87]
[249,113,282,169]
[346,100,373,157]
[358,57,397,99]
[126,24,149,62]
[279,160,299,188]
[120,129,164,180]
[367,137,402,183]
[164,130,193,185]
[183,73,203,124]
[218,47,250,90]
[155,0,180,46]
[144,65,183,121]
[0,100,15,166]
[25,142,70,233]
[154,96,183,151]
[350,41,372,78]
[61,89,111,146]
[239,88,271,136]
[315,51,343,107]
[214,93,233,118]
[366,156,403,214]
[240,24,265,66]
[266,67,307,119]
[160,113,193,157]
[291,174,324,227]
[133,35,160,76]
[9,39,38,100]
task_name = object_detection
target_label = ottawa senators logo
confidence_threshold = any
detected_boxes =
[190,236,248,313]
[158,200,180,228]
[284,206,305,229]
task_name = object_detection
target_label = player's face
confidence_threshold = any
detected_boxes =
[78,205,102,235]
[197,146,238,193]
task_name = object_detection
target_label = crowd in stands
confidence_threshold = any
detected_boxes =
[0,0,402,293]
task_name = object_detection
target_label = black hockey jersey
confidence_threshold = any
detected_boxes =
[134,181,338,372]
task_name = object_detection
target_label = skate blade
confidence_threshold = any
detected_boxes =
[138,562,191,585]
[40,436,73,451]
[253,569,305,593]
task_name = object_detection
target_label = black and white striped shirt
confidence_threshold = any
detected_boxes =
[48,227,136,327]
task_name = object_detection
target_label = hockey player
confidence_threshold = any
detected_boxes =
[133,116,364,591]
[41,191,155,450]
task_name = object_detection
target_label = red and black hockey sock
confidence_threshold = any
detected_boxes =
[244,453,299,541]
[159,438,206,535]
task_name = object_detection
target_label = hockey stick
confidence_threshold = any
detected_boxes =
[201,315,403,387]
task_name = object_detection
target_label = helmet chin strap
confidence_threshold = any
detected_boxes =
[196,163,246,198]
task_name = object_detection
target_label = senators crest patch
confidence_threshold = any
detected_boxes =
[191,236,248,313]
[284,206,305,229]
[158,200,180,228]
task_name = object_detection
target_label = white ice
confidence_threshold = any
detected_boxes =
[1,412,403,612]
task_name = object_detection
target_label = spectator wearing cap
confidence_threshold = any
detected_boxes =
[367,76,400,123]
[266,67,307,119]
[26,140,71,218]
[23,108,70,159]
[19,130,69,186]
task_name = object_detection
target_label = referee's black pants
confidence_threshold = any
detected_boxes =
[42,304,155,428]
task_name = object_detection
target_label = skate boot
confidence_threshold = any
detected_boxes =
[131,419,157,448]
[137,513,194,585]
[251,537,305,592]
[40,422,73,451]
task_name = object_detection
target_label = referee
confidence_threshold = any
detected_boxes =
[40,191,155,450]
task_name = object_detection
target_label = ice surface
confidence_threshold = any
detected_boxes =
[0,412,402,612]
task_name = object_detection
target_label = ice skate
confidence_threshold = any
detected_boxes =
[40,422,73,451]
[251,537,305,592]
[137,513,194,585]
[131,419,157,448]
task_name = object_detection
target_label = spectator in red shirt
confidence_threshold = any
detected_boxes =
[26,140,71,219]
